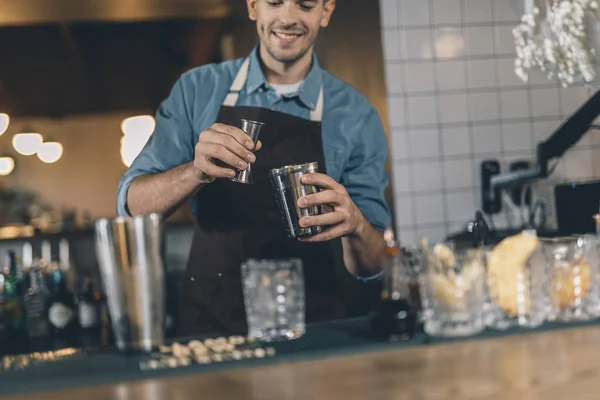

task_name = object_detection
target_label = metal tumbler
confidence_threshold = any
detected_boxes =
[94,213,166,353]
[269,161,324,238]
[231,119,265,184]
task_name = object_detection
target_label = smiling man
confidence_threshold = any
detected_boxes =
[116,0,391,336]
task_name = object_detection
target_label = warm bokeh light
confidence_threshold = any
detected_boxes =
[0,113,9,136]
[36,142,63,163]
[12,133,43,156]
[0,157,15,176]
[121,115,155,136]
[120,133,151,167]
[120,115,155,167]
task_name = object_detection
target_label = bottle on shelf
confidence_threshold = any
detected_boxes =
[370,240,418,341]
[46,261,77,348]
[59,238,76,294]
[0,255,6,344]
[21,242,33,278]
[23,258,51,342]
[76,277,102,348]
[4,250,26,337]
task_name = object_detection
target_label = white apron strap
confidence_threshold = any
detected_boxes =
[310,86,323,122]
[222,56,324,123]
[222,57,250,107]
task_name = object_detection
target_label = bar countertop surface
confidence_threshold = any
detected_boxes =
[4,322,600,400]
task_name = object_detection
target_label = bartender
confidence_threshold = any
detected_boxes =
[116,0,391,336]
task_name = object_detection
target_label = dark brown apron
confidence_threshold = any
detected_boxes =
[177,57,347,336]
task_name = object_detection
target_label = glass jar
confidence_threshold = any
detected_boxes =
[420,243,486,337]
[542,235,600,322]
[484,230,547,330]
[370,243,418,341]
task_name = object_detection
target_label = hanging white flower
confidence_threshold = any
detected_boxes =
[513,0,600,87]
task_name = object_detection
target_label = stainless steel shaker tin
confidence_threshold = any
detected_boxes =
[94,213,166,353]
[269,161,324,238]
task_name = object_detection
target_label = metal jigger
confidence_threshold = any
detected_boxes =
[231,119,265,184]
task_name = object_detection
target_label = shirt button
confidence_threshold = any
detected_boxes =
[190,277,195,282]
[218,273,222,277]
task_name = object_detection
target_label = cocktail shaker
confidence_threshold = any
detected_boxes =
[269,161,324,238]
[94,213,165,353]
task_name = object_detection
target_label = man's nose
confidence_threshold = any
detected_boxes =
[277,1,300,25]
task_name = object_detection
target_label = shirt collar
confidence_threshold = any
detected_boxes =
[245,45,323,111]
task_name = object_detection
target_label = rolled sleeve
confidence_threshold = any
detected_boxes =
[342,106,392,233]
[116,73,196,216]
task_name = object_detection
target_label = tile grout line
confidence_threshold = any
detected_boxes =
[396,0,419,244]
[428,0,450,241]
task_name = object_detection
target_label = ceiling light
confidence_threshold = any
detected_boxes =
[0,113,9,136]
[0,157,15,176]
[121,115,155,136]
[120,133,152,168]
[13,133,43,156]
[37,142,63,163]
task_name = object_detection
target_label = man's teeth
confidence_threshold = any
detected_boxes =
[275,32,301,39]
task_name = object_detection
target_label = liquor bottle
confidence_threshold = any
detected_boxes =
[47,264,76,347]
[22,242,33,277]
[77,278,99,329]
[4,250,26,336]
[23,259,51,340]
[0,265,6,345]
[77,278,101,348]
[370,241,418,341]
[59,239,76,294]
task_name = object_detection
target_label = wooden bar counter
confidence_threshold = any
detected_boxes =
[5,324,600,400]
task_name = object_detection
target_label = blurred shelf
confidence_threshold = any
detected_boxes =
[0,220,195,244]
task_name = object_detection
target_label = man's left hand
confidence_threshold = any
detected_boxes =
[296,173,365,242]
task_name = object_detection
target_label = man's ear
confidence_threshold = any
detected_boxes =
[320,0,336,28]
[247,0,258,21]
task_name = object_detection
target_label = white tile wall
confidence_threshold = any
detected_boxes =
[379,0,600,245]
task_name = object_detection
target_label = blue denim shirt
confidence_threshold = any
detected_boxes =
[117,46,391,232]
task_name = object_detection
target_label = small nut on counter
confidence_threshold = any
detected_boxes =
[229,335,245,345]
[167,357,178,368]
[193,346,208,357]
[196,355,212,364]
[178,357,192,367]
[188,340,203,349]
[159,345,172,353]
[214,337,228,346]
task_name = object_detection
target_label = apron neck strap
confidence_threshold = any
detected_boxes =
[222,57,323,123]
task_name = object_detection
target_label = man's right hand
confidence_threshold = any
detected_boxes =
[192,123,262,183]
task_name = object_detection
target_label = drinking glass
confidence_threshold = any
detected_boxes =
[420,244,486,337]
[241,258,305,341]
[485,230,547,330]
[542,235,600,321]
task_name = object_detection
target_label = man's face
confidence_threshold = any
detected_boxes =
[247,0,335,64]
